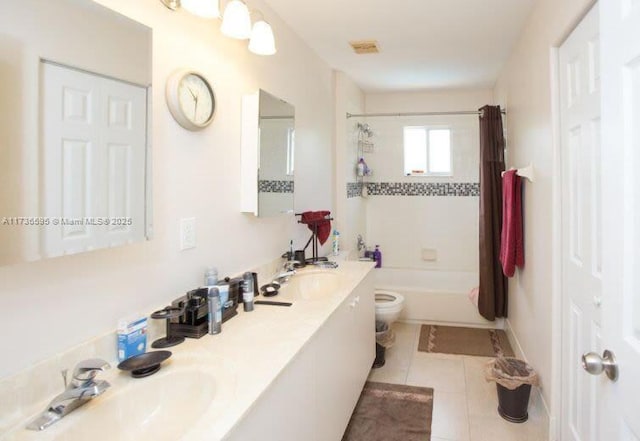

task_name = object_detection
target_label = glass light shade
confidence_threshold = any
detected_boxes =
[181,0,220,18]
[220,0,251,39]
[248,20,276,55]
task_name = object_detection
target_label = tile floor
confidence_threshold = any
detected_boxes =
[367,322,549,441]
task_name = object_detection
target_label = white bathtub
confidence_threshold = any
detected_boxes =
[374,268,496,327]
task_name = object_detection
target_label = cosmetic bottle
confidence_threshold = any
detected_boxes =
[204,267,218,287]
[207,287,222,335]
[243,272,255,312]
[357,158,365,177]
[373,245,382,268]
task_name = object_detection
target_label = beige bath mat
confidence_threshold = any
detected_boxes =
[418,325,514,357]
[342,381,433,441]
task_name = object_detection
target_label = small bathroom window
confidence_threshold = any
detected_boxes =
[403,127,452,176]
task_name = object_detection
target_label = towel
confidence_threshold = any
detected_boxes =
[499,170,524,277]
[300,211,331,245]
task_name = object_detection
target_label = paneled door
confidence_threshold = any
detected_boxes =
[599,0,640,438]
[560,4,602,440]
[561,1,640,439]
[41,62,147,258]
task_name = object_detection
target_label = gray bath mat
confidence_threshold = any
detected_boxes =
[418,325,515,357]
[342,382,433,441]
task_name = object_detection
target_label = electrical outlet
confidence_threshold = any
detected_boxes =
[180,217,196,250]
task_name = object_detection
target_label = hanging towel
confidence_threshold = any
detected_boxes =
[300,211,332,245]
[499,170,524,277]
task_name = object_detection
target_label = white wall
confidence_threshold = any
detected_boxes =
[493,0,594,425]
[0,0,335,380]
[334,72,366,253]
[363,90,491,271]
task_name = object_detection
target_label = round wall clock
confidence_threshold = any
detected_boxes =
[165,69,216,131]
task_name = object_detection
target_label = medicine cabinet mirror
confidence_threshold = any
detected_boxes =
[0,0,152,266]
[241,90,295,217]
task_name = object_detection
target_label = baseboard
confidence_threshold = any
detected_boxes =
[504,319,552,439]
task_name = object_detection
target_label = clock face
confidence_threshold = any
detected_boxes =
[165,69,216,130]
[178,74,214,126]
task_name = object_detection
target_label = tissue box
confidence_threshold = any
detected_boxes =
[117,316,148,362]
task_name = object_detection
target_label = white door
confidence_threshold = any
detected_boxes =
[560,5,602,441]
[599,0,640,438]
[41,62,147,257]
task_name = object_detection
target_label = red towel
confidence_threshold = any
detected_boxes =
[300,211,331,245]
[499,170,524,277]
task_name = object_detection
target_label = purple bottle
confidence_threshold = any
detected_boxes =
[373,245,382,268]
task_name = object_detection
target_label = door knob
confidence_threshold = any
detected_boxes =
[581,349,618,381]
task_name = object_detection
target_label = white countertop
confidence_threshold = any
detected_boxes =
[2,260,374,441]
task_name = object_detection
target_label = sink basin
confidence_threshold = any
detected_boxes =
[282,270,345,300]
[4,353,235,441]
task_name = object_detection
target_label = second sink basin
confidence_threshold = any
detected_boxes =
[282,270,345,300]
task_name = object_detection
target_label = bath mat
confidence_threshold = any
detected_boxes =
[342,382,433,441]
[418,325,515,357]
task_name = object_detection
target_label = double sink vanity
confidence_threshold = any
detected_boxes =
[2,261,375,441]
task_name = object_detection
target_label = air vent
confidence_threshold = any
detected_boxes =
[349,40,380,54]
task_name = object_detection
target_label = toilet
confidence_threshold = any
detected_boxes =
[374,290,405,325]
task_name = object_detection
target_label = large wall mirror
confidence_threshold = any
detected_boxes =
[241,90,295,217]
[0,0,152,266]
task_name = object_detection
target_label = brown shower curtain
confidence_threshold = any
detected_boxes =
[478,105,507,321]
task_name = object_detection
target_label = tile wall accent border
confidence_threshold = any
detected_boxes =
[347,182,364,198]
[360,182,479,197]
[258,180,294,193]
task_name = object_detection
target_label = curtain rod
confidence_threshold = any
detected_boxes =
[346,109,506,118]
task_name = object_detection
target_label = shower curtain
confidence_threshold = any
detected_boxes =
[478,105,507,321]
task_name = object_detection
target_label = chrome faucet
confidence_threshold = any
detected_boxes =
[357,234,366,254]
[26,358,111,431]
[273,259,299,284]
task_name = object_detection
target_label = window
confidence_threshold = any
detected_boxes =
[403,127,452,176]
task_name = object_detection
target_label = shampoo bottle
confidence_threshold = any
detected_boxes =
[357,158,366,177]
[373,245,382,268]
[332,229,340,256]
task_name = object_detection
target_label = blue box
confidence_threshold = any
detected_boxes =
[117,316,148,362]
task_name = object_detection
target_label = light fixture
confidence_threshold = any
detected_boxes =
[248,20,276,55]
[160,0,220,18]
[220,0,251,39]
[181,0,220,18]
[160,0,180,10]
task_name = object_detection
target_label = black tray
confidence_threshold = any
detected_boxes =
[117,350,172,378]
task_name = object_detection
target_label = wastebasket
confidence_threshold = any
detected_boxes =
[485,357,539,423]
[372,321,395,368]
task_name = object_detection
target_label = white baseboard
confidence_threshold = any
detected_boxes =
[504,319,552,440]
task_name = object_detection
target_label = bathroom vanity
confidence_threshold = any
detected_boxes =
[226,265,375,441]
[0,262,374,441]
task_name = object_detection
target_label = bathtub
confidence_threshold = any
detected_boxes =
[374,268,496,327]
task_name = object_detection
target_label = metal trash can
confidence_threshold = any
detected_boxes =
[485,357,539,423]
[372,321,395,369]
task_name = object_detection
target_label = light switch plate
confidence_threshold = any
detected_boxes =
[180,217,196,250]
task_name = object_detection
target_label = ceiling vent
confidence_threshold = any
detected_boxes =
[349,40,380,54]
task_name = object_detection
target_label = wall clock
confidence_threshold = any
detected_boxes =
[165,69,216,131]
